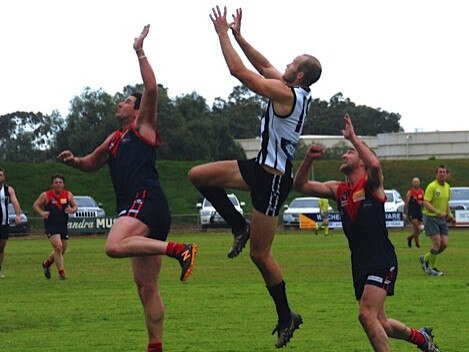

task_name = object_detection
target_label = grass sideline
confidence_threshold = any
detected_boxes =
[1,229,468,351]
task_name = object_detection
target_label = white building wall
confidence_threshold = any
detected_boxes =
[236,131,469,160]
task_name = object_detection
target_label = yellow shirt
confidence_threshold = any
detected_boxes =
[319,198,329,212]
[423,180,451,216]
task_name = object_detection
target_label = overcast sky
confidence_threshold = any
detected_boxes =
[1,0,467,133]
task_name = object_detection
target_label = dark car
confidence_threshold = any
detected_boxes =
[8,203,30,235]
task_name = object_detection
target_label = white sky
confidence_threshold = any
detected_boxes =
[1,0,467,132]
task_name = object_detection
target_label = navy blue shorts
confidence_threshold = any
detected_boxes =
[116,187,171,241]
[353,265,398,301]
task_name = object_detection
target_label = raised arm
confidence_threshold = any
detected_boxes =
[210,6,293,111]
[133,25,158,141]
[230,8,282,80]
[343,113,384,192]
[293,144,340,199]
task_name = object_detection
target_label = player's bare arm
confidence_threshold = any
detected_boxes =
[65,192,78,214]
[211,6,294,115]
[8,187,22,224]
[343,114,384,195]
[133,24,158,142]
[57,134,111,172]
[230,8,282,80]
[32,192,49,219]
[294,144,339,198]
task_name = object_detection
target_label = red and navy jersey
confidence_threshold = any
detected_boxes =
[408,187,424,214]
[336,177,397,274]
[44,189,70,231]
[107,126,163,200]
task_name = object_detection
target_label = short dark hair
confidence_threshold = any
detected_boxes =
[51,174,65,183]
[436,165,448,173]
[131,92,142,110]
[299,54,322,86]
[0,167,4,173]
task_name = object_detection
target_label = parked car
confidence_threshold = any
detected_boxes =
[196,194,245,230]
[8,203,30,235]
[449,187,469,213]
[282,197,333,228]
[70,196,106,218]
[384,189,405,212]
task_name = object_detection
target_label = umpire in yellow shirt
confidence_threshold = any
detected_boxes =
[419,165,453,276]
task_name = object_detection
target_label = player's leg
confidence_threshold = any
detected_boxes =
[189,160,250,239]
[358,285,389,351]
[250,210,302,348]
[105,217,167,258]
[0,237,7,277]
[48,234,66,278]
[132,255,164,352]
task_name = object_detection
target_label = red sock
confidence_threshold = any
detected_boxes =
[409,328,426,346]
[44,259,52,268]
[165,242,185,257]
[58,269,65,277]
[147,341,162,352]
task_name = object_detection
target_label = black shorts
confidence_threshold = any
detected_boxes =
[45,221,69,239]
[0,225,9,240]
[409,209,423,222]
[353,265,398,301]
[238,159,292,217]
[116,187,171,241]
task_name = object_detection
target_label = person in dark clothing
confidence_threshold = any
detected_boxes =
[293,114,440,352]
[57,25,196,352]
[33,174,77,280]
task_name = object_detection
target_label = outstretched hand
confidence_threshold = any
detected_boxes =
[209,5,230,35]
[342,113,356,141]
[57,150,75,165]
[134,24,150,51]
[230,8,242,36]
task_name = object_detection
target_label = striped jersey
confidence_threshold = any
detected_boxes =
[256,86,312,176]
[0,184,9,226]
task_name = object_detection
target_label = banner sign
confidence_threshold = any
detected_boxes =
[67,217,117,234]
[300,212,404,229]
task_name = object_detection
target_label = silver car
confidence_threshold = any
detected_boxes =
[283,197,333,228]
[449,187,469,213]
[70,196,106,218]
[196,194,245,230]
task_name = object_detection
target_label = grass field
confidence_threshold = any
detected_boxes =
[1,229,468,351]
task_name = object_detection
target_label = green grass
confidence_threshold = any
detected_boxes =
[1,229,468,351]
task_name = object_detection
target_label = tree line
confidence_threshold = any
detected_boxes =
[0,84,403,163]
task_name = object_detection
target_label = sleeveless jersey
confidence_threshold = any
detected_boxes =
[0,184,10,226]
[408,187,424,214]
[256,86,312,176]
[44,189,70,231]
[336,177,397,274]
[107,126,163,200]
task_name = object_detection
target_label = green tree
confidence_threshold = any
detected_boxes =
[52,87,118,157]
[0,111,64,162]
